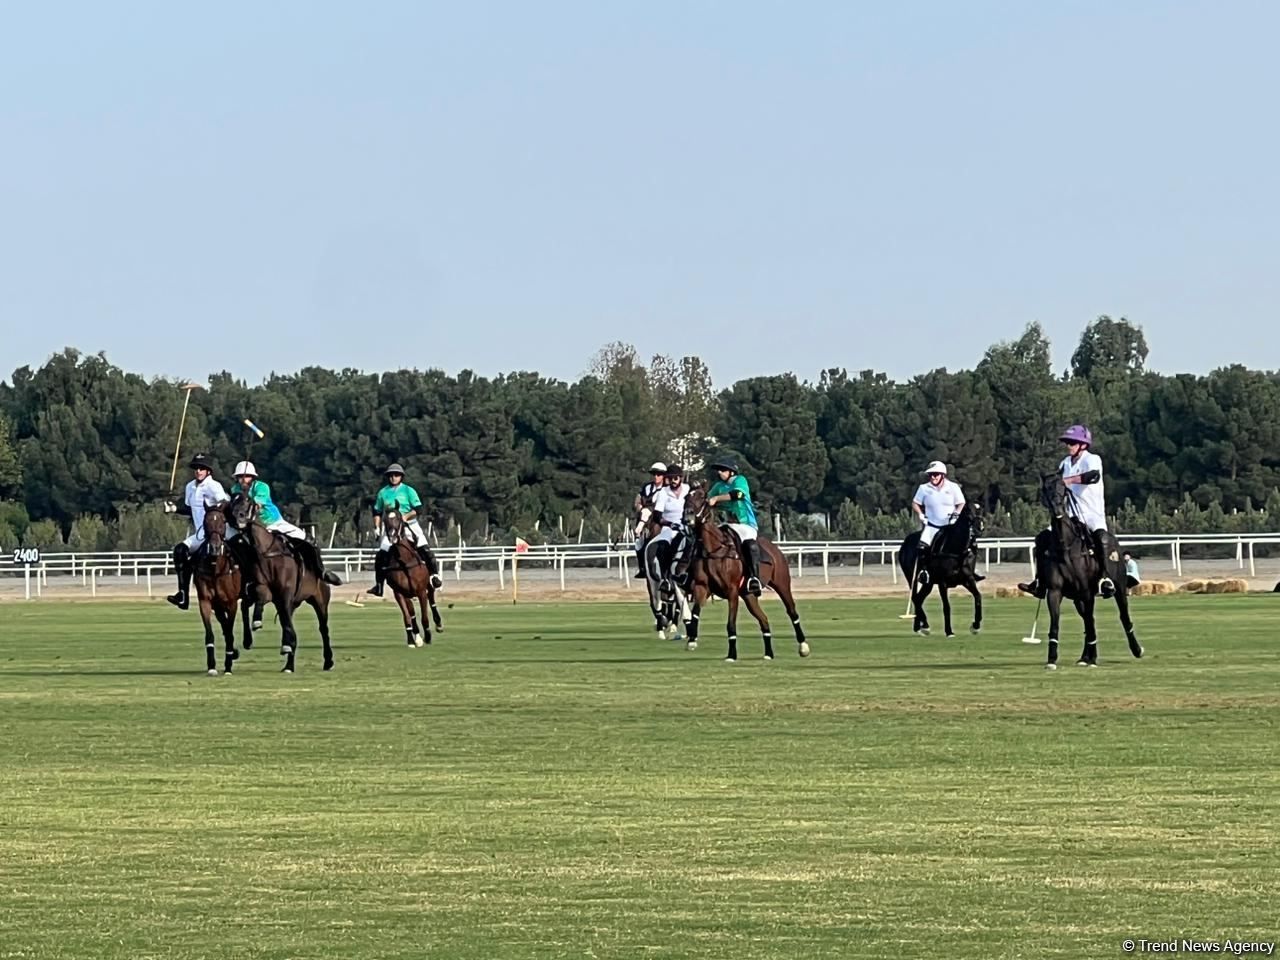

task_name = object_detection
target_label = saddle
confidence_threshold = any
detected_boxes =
[716,524,744,561]
[924,523,978,563]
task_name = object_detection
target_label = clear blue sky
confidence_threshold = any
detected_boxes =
[3,1,1277,388]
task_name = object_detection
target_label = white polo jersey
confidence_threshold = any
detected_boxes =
[1060,452,1107,530]
[185,476,229,540]
[651,482,689,526]
[913,479,965,526]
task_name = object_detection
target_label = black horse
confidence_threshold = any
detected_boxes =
[228,492,336,673]
[1026,474,1143,669]
[897,503,985,637]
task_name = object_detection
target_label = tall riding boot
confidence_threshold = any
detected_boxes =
[166,544,191,609]
[367,551,388,597]
[1093,530,1116,599]
[307,541,343,586]
[417,545,444,589]
[744,540,763,596]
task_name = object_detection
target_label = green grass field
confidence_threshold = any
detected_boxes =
[1,595,1276,959]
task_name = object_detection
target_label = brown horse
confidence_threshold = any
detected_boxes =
[228,492,334,673]
[382,507,444,647]
[192,504,251,675]
[681,485,810,661]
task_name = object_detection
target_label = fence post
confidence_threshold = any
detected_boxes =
[858,548,864,576]
[1248,541,1256,578]
[498,554,505,589]
[822,549,829,585]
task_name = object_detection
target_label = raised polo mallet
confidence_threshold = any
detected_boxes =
[168,382,204,491]
[242,418,265,459]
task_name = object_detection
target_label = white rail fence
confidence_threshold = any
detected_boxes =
[5,533,1280,600]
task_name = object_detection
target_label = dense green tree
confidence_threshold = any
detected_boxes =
[5,322,1280,548]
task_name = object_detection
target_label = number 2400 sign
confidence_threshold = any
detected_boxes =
[13,548,41,565]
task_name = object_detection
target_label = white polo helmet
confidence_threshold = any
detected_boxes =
[233,460,258,478]
[648,461,668,473]
[923,460,948,476]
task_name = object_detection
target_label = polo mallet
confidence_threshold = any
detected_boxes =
[168,382,204,491]
[1022,595,1043,644]
[242,418,265,462]
[898,544,920,619]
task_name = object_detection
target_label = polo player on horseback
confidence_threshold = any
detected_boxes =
[911,460,978,584]
[367,463,444,597]
[906,460,983,586]
[633,461,667,577]
[230,461,342,586]
[646,462,690,585]
[706,458,763,596]
[165,452,230,609]
[1019,424,1117,599]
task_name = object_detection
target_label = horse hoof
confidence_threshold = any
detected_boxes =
[685,641,697,652]
[243,638,253,650]
[915,627,931,637]
[762,655,773,661]
[723,657,736,663]
[281,667,293,674]
[323,661,335,672]
[970,626,981,635]
[1045,663,1057,671]
[253,621,264,631]
[414,635,425,648]
[206,668,218,677]
[1076,659,1090,667]
[945,632,957,639]
[798,642,811,658]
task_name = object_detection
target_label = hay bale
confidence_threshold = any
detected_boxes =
[1179,579,1208,593]
[1204,578,1249,594]
[994,586,1033,599]
[1131,580,1175,596]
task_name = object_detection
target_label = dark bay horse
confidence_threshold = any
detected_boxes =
[681,485,809,662]
[228,492,335,673]
[1030,474,1143,669]
[382,507,444,647]
[192,504,252,675]
[897,503,985,637]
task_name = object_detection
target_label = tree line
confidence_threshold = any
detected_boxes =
[4,316,1280,552]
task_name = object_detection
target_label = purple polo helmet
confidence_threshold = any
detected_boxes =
[1059,424,1093,446]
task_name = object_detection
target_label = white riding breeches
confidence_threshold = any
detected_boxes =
[268,519,307,540]
[727,522,757,544]
[225,520,307,542]
[920,523,945,548]
[381,519,427,552]
[182,529,206,551]
[1076,508,1108,533]
[652,525,684,547]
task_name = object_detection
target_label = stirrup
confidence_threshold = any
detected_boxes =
[1098,577,1115,599]
[428,573,443,589]
[746,576,763,596]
